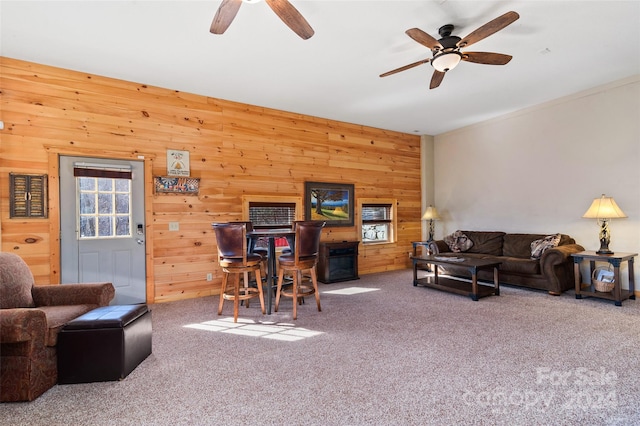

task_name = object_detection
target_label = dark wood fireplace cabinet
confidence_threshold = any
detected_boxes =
[317,241,360,283]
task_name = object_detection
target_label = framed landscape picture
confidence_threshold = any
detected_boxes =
[304,181,354,227]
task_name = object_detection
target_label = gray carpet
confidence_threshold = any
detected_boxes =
[2,269,639,425]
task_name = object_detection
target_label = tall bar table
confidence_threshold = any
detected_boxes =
[247,228,295,314]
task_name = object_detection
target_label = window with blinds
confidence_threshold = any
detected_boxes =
[361,203,393,243]
[248,202,296,229]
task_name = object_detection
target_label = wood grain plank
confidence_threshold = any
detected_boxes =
[1,57,422,305]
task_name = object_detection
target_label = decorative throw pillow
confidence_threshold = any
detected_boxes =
[530,233,561,259]
[443,231,474,253]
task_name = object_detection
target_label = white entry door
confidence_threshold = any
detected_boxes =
[59,156,146,304]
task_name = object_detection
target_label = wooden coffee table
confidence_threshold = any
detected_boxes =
[412,254,501,301]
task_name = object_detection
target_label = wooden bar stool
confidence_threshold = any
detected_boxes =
[227,221,267,282]
[275,221,325,320]
[212,222,265,322]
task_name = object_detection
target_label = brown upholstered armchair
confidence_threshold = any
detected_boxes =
[0,252,115,402]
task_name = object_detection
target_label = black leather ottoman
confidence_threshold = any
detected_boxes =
[57,304,152,384]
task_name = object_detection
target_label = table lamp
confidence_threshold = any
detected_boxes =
[582,194,627,255]
[422,206,440,242]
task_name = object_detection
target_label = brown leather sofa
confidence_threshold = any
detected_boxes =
[0,252,115,402]
[428,231,584,295]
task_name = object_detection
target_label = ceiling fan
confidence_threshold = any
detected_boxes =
[210,0,314,40]
[380,11,520,89]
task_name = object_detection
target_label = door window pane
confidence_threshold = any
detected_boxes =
[77,176,132,239]
[98,193,112,214]
[80,216,96,238]
[116,217,130,236]
[115,194,129,214]
[79,178,95,191]
[98,216,112,237]
[115,179,130,192]
[97,178,112,191]
[80,192,95,214]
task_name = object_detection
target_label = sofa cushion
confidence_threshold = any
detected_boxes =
[499,257,541,275]
[0,253,35,309]
[37,305,96,347]
[530,234,561,259]
[462,231,505,256]
[443,231,474,252]
[503,234,546,258]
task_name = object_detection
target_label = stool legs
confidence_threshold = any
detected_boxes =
[218,267,265,323]
[311,267,321,312]
[218,273,228,316]
[275,266,321,320]
[233,273,240,323]
[275,268,285,313]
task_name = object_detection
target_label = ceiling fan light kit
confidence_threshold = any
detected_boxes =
[380,10,520,89]
[431,51,462,72]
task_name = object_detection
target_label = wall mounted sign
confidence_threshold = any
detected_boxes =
[154,177,200,195]
[167,149,190,177]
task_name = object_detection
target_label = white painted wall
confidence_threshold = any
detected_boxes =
[433,76,640,290]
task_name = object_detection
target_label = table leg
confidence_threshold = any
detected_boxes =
[613,262,622,307]
[493,266,500,296]
[412,258,418,286]
[574,260,582,299]
[470,268,479,301]
[266,236,276,314]
[629,258,636,300]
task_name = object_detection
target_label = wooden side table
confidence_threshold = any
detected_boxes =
[572,251,637,306]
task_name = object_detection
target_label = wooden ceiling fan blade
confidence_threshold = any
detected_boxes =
[210,0,243,34]
[458,11,519,48]
[430,70,445,89]
[265,0,314,39]
[462,51,513,65]
[406,28,443,51]
[380,59,431,78]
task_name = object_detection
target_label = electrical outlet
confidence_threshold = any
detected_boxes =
[408,251,413,259]
[169,222,179,231]
[206,273,213,281]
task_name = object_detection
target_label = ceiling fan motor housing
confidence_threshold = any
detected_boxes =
[437,25,461,50]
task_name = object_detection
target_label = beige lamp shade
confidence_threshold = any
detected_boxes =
[582,194,627,219]
[422,206,440,242]
[422,206,440,221]
[582,194,627,255]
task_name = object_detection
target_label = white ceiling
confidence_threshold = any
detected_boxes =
[2,1,639,135]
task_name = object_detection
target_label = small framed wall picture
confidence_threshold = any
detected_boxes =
[304,181,354,227]
[167,149,190,177]
[154,177,200,195]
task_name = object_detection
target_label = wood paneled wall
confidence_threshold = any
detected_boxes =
[0,57,422,303]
